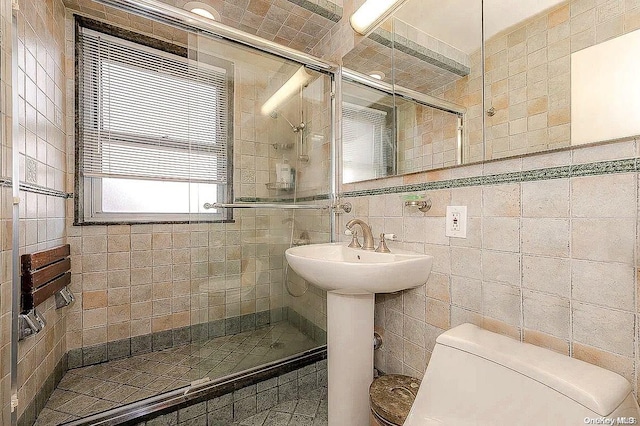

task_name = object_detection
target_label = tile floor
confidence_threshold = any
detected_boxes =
[35,322,319,425]
[232,389,328,426]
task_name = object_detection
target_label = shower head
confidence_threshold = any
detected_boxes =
[269,111,279,119]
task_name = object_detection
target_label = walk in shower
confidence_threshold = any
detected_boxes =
[6,1,336,424]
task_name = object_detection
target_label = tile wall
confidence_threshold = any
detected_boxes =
[338,137,640,403]
[482,0,640,160]
[397,101,460,174]
[0,0,13,422]
[14,0,69,421]
[62,2,330,367]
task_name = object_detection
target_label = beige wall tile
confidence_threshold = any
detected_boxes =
[426,272,450,303]
[451,276,482,312]
[572,218,635,263]
[482,250,521,285]
[521,179,569,217]
[483,217,520,252]
[573,342,635,383]
[523,290,570,339]
[482,184,521,217]
[571,174,636,218]
[523,329,569,355]
[522,255,571,297]
[450,247,482,278]
[482,281,521,326]
[571,260,634,310]
[426,298,450,329]
[521,218,569,257]
[573,302,635,357]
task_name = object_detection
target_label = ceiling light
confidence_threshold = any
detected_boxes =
[350,0,409,35]
[184,2,220,21]
[261,67,314,116]
[191,8,215,20]
[369,71,385,80]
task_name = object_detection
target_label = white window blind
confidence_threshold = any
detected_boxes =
[77,27,229,184]
[342,102,393,183]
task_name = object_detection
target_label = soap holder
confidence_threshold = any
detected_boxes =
[404,199,432,213]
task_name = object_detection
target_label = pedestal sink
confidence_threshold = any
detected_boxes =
[285,243,433,426]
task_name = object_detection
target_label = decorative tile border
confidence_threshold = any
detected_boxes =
[341,158,639,199]
[369,28,470,77]
[286,0,342,23]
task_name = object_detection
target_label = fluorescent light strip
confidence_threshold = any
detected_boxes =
[350,0,408,35]
[261,67,314,116]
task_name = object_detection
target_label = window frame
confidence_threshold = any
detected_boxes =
[74,16,234,225]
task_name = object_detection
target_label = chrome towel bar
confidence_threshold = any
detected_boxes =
[204,201,352,212]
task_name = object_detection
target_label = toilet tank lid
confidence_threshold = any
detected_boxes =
[436,324,632,416]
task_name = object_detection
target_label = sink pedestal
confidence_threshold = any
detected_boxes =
[327,292,374,426]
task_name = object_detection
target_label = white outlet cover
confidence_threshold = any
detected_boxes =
[446,206,467,238]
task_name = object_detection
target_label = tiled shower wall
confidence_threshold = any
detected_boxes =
[0,0,14,422]
[62,3,330,367]
[338,137,640,402]
[14,0,69,420]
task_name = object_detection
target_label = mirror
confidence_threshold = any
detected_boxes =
[342,0,640,183]
[341,0,483,183]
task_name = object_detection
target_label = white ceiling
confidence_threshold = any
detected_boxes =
[393,0,566,54]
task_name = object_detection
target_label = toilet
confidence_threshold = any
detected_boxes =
[399,323,640,425]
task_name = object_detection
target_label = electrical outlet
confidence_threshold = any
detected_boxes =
[446,206,467,238]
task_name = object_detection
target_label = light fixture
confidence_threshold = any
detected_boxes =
[350,0,409,35]
[261,67,314,116]
[369,71,385,80]
[184,2,220,21]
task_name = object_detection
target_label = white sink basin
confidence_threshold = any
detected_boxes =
[285,242,433,294]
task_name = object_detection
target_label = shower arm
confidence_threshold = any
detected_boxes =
[270,111,304,133]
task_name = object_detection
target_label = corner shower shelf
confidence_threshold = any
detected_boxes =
[266,182,294,191]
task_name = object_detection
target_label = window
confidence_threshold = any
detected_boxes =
[342,102,395,183]
[75,20,233,223]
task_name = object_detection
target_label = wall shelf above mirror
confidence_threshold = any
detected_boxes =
[341,0,640,184]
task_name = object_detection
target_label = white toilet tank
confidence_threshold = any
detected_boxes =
[404,323,639,425]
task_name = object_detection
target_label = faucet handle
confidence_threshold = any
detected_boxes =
[375,233,391,253]
[346,229,362,248]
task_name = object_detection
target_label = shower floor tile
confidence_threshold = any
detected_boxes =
[232,386,328,426]
[35,322,319,425]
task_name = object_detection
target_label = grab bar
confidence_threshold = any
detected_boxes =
[204,202,330,210]
[204,201,352,212]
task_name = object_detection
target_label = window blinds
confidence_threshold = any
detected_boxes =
[343,102,393,182]
[77,27,230,184]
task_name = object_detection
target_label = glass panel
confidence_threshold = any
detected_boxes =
[35,7,332,422]
[185,29,331,386]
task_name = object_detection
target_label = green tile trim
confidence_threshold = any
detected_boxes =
[286,0,342,22]
[370,28,470,77]
[341,158,639,198]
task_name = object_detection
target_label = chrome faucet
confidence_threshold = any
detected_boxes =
[346,219,375,250]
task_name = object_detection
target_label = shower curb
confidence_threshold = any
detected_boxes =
[61,346,327,426]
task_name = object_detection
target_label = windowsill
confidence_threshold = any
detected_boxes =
[73,219,235,226]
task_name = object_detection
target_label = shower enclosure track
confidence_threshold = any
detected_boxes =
[205,202,330,210]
